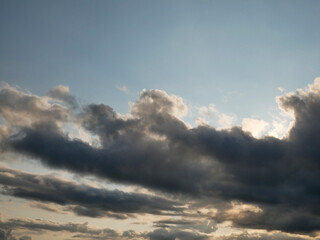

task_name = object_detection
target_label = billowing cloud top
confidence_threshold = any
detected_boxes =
[1,79,320,239]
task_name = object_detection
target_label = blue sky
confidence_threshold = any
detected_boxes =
[1,0,320,120]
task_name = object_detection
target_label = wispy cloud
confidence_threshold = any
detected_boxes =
[116,85,130,94]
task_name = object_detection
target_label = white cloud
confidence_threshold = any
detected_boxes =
[195,117,209,127]
[197,104,236,129]
[217,112,236,129]
[267,116,294,139]
[307,77,320,94]
[116,85,130,94]
[241,118,269,138]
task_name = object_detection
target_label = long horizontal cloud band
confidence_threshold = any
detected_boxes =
[0,167,184,218]
[1,80,320,234]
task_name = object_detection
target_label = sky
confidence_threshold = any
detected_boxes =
[0,0,320,239]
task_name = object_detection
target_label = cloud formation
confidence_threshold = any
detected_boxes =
[0,167,184,219]
[1,79,320,236]
[47,85,78,109]
[146,228,209,240]
[0,83,71,128]
[0,217,122,240]
[241,118,269,138]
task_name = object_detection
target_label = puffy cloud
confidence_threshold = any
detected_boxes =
[1,80,320,235]
[0,83,70,128]
[47,85,78,109]
[197,104,236,129]
[267,115,293,139]
[241,118,269,138]
[307,77,320,94]
[131,89,188,119]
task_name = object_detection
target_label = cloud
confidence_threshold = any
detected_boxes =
[0,126,9,142]
[153,218,217,234]
[0,167,184,218]
[146,228,209,240]
[18,237,31,240]
[131,89,188,119]
[28,202,64,214]
[216,231,315,240]
[0,229,32,240]
[0,229,15,240]
[197,104,236,128]
[0,83,71,128]
[47,85,78,109]
[0,217,122,240]
[241,118,269,138]
[267,115,294,139]
[0,217,210,240]
[117,86,130,94]
[1,79,320,235]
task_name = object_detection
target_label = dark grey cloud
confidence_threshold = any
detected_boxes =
[17,237,31,240]
[0,229,14,240]
[215,204,320,236]
[1,81,320,235]
[0,167,184,218]
[0,214,316,240]
[0,229,32,240]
